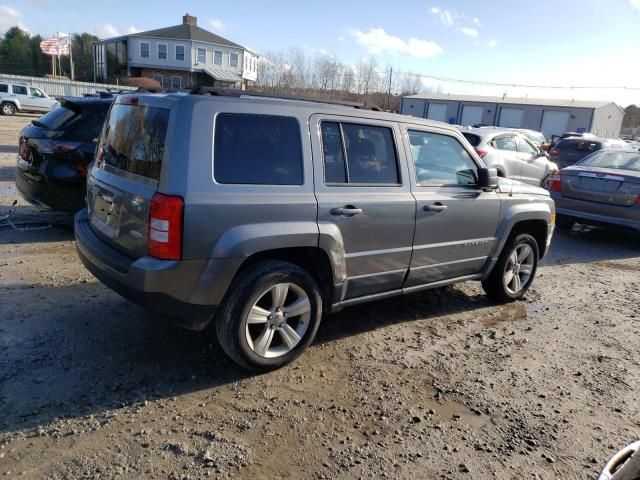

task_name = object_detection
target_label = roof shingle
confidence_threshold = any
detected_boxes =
[130,23,244,49]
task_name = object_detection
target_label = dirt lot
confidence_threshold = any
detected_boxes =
[0,114,639,479]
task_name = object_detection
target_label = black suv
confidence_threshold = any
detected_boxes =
[16,95,113,212]
[549,137,630,169]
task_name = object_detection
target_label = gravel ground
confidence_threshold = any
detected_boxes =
[0,114,639,479]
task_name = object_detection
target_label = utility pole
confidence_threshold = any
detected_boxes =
[69,33,75,80]
[387,67,393,111]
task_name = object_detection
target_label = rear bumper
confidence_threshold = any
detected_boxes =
[551,193,640,231]
[16,165,85,212]
[74,209,242,330]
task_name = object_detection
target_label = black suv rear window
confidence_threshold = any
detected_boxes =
[214,113,303,185]
[100,104,170,180]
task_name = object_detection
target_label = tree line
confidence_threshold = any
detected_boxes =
[0,27,98,81]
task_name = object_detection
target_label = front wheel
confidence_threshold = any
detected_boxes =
[482,233,539,302]
[215,260,322,371]
[1,103,16,116]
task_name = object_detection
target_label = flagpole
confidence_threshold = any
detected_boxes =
[69,33,75,80]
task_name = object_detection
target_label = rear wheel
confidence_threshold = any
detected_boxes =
[1,103,16,116]
[482,233,539,302]
[215,260,322,371]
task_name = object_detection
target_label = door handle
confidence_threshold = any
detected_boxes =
[331,206,363,217]
[423,203,448,212]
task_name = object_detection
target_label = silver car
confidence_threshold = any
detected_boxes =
[460,127,558,187]
[550,149,640,231]
[0,82,59,115]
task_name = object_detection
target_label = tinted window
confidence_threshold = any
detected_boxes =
[214,114,303,185]
[0,84,7,93]
[462,133,481,147]
[516,136,537,155]
[408,130,478,186]
[36,106,77,130]
[494,135,517,152]
[65,105,110,141]
[321,122,346,183]
[12,85,27,95]
[100,104,170,180]
[341,123,399,184]
[557,139,601,152]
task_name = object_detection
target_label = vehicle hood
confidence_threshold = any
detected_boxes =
[496,177,550,197]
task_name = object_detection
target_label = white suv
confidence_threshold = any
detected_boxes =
[0,83,59,115]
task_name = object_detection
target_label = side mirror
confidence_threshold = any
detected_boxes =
[478,167,499,190]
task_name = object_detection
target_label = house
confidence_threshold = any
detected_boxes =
[93,14,258,90]
[400,92,625,139]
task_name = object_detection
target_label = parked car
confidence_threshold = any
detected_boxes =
[548,137,631,169]
[459,127,558,187]
[15,95,114,212]
[74,90,555,370]
[0,82,59,115]
[549,150,640,231]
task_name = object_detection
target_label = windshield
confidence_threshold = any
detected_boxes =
[579,151,640,172]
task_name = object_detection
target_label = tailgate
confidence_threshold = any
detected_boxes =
[561,168,640,206]
[87,102,170,259]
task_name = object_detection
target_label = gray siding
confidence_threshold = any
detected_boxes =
[401,96,622,137]
[591,103,625,138]
[129,37,191,69]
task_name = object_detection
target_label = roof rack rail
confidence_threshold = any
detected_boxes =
[188,87,381,111]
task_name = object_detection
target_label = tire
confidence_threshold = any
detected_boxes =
[482,233,539,303]
[1,103,17,116]
[555,214,574,230]
[215,260,322,371]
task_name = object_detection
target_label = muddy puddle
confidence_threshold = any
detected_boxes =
[479,303,527,327]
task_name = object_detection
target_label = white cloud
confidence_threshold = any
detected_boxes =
[338,35,345,42]
[460,27,478,38]
[473,17,482,26]
[430,6,454,27]
[350,28,442,59]
[487,39,498,48]
[631,0,640,11]
[94,23,138,38]
[0,4,28,34]
[208,18,227,32]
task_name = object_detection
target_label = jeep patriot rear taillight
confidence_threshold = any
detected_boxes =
[148,193,184,260]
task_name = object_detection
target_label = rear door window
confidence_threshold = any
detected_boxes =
[214,113,303,185]
[0,84,8,93]
[516,136,537,154]
[12,85,27,95]
[100,103,170,180]
[320,121,400,184]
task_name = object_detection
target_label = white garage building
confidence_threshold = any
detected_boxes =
[400,93,625,139]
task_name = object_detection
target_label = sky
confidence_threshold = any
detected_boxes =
[1,0,639,105]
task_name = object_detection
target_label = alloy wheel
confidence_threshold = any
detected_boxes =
[245,282,311,358]
[503,243,534,294]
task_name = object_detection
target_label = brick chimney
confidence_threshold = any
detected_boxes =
[183,13,197,26]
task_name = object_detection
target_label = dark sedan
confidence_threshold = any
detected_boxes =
[15,96,113,212]
[549,150,640,231]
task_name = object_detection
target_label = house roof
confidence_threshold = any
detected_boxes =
[403,92,617,110]
[130,23,244,49]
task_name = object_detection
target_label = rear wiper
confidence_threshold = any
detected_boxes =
[31,120,47,128]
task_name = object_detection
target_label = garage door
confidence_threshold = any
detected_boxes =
[498,108,524,128]
[540,110,570,139]
[426,103,447,122]
[460,105,484,126]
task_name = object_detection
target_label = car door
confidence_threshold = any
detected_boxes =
[28,87,53,111]
[10,85,32,109]
[515,135,546,186]
[310,115,416,301]
[492,134,520,178]
[402,126,501,289]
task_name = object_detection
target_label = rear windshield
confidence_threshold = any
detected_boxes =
[100,103,170,180]
[36,106,78,130]
[462,133,481,147]
[556,139,601,151]
[579,151,640,172]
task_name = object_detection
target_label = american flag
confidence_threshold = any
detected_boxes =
[40,35,70,56]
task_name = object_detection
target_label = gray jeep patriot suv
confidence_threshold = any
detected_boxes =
[74,89,555,370]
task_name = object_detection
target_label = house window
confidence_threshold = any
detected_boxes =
[229,52,239,68]
[175,45,185,61]
[214,50,222,66]
[153,74,163,87]
[197,47,206,64]
[171,76,181,89]
[140,42,150,58]
[158,43,168,60]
